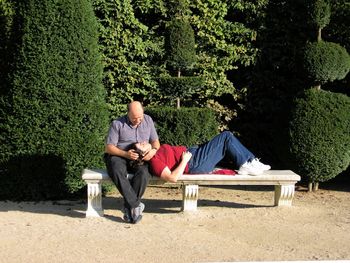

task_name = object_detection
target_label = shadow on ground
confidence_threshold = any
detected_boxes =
[0,185,273,221]
[0,199,86,218]
[2,180,347,220]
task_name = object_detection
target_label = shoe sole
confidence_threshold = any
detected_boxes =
[132,215,143,224]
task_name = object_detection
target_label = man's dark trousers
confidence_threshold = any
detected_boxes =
[104,154,150,209]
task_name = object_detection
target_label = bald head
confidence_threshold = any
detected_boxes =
[127,101,144,127]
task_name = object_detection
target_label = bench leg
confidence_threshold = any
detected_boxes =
[86,180,104,217]
[182,185,199,211]
[274,184,295,206]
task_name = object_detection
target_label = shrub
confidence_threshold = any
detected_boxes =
[165,17,197,72]
[303,41,350,84]
[157,76,203,101]
[145,107,218,146]
[0,0,109,200]
[289,89,350,183]
[306,0,331,30]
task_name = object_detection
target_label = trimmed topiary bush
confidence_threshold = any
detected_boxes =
[0,0,109,200]
[157,76,203,102]
[161,0,199,108]
[303,41,350,84]
[306,0,331,30]
[165,17,197,72]
[289,89,350,184]
[145,107,218,147]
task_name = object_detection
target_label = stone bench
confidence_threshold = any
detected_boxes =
[82,168,301,217]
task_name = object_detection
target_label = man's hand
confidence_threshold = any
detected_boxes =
[127,149,140,160]
[142,148,157,161]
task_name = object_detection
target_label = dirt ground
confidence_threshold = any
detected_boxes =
[1,180,350,263]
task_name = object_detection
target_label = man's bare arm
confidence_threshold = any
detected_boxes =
[159,152,192,183]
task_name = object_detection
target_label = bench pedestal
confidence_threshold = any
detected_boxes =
[82,168,300,217]
[274,184,295,206]
[86,180,104,217]
[182,185,199,211]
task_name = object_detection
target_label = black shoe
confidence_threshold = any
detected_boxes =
[121,207,132,223]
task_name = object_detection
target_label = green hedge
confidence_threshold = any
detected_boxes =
[0,0,109,200]
[303,41,350,84]
[289,89,350,183]
[145,107,219,147]
[158,76,203,100]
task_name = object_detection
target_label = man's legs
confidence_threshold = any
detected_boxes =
[104,154,140,210]
[130,164,150,199]
[188,131,255,173]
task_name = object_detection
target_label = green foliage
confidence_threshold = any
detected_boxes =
[234,0,311,168]
[0,0,15,96]
[165,18,196,72]
[305,0,331,29]
[0,0,109,200]
[306,0,331,30]
[322,0,350,95]
[289,89,350,183]
[303,41,350,84]
[0,0,14,43]
[165,0,190,17]
[145,107,218,146]
[190,0,262,99]
[92,0,263,121]
[158,76,203,99]
[92,0,165,118]
[327,0,350,52]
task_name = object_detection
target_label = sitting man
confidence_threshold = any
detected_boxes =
[104,101,160,224]
[136,131,270,183]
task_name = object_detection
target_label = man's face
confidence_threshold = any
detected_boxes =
[128,109,143,127]
[134,142,151,156]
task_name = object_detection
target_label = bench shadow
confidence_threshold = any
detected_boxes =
[103,195,271,214]
[0,185,277,221]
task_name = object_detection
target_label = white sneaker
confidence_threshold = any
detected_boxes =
[237,161,263,176]
[251,158,271,171]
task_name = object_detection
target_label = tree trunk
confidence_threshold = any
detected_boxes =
[176,69,181,108]
[317,27,322,42]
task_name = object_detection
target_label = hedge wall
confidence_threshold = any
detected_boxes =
[145,107,219,147]
[0,0,109,200]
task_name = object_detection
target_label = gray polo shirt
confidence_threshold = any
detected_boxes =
[106,114,159,150]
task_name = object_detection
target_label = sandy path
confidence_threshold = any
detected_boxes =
[1,183,350,262]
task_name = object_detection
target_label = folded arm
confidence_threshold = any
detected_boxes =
[160,152,192,183]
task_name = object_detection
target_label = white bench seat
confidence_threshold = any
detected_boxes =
[82,168,300,217]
